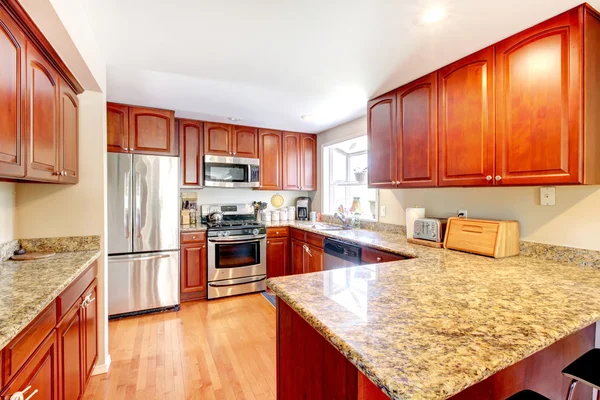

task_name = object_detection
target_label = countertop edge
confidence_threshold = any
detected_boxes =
[0,250,102,350]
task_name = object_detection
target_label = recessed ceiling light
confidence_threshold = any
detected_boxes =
[228,117,242,122]
[422,6,445,23]
[301,115,313,121]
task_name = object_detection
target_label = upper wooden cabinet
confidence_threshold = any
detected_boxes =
[439,47,495,187]
[259,129,283,190]
[106,103,177,156]
[233,126,258,158]
[300,134,317,191]
[0,6,26,178]
[179,119,204,187]
[282,132,301,190]
[58,78,79,184]
[368,4,600,188]
[107,103,129,153]
[129,107,176,155]
[396,73,438,188]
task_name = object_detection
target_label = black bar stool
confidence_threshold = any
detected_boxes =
[562,348,600,400]
[506,390,550,400]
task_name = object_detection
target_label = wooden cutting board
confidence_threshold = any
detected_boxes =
[11,251,56,260]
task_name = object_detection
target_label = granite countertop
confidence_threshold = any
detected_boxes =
[0,250,101,350]
[267,227,600,399]
[181,224,207,233]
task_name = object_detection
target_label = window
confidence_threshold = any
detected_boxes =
[322,135,378,220]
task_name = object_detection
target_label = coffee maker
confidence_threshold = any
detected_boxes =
[296,197,311,220]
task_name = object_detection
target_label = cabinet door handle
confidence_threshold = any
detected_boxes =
[267,241,270,244]
[486,175,492,181]
[495,176,502,181]
[376,257,383,262]
[10,386,37,400]
[25,390,38,400]
[52,171,61,176]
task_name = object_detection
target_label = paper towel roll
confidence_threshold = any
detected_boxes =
[406,207,425,239]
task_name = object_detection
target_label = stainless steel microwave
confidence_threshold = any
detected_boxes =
[204,155,260,188]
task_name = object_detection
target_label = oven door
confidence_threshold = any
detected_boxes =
[207,235,267,281]
[204,155,260,188]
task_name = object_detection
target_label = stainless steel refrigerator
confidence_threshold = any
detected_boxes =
[107,153,180,317]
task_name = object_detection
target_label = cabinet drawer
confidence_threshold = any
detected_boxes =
[3,302,57,383]
[305,232,325,248]
[291,228,306,242]
[181,231,206,244]
[57,261,97,320]
[361,247,406,264]
[267,227,289,238]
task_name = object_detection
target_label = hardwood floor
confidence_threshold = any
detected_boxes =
[83,293,276,400]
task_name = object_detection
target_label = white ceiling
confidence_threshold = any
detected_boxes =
[81,0,597,133]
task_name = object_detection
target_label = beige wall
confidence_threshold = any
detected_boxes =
[0,183,16,243]
[185,188,310,210]
[316,116,600,251]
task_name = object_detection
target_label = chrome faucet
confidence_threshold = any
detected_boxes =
[334,212,353,229]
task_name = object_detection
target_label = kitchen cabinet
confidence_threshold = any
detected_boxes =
[0,333,58,400]
[258,129,282,190]
[267,227,289,277]
[290,229,325,274]
[439,47,494,187]
[367,92,397,188]
[128,106,176,155]
[180,232,207,301]
[58,78,79,184]
[361,247,406,264]
[304,244,324,273]
[300,134,317,191]
[26,43,60,182]
[291,239,305,275]
[0,6,26,178]
[81,282,98,383]
[107,103,129,153]
[179,119,204,187]
[57,300,83,400]
[396,72,438,188]
[232,126,258,158]
[204,123,258,158]
[282,132,301,190]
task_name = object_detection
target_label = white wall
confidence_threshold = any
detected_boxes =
[316,116,600,251]
[0,183,16,243]
[184,188,310,211]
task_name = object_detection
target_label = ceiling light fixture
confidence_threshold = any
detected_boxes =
[422,6,445,23]
[228,117,242,122]
[301,115,314,121]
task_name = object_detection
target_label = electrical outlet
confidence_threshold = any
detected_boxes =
[380,206,386,217]
[457,209,468,218]
[540,187,556,206]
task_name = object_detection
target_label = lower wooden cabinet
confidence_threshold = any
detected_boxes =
[180,232,208,301]
[57,302,83,400]
[267,238,289,278]
[81,283,98,382]
[290,235,324,275]
[0,333,58,400]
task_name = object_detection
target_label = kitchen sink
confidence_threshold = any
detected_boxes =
[312,224,351,231]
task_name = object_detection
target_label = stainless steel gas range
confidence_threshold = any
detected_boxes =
[201,204,267,299]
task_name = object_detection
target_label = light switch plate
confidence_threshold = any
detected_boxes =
[380,206,386,217]
[540,187,556,206]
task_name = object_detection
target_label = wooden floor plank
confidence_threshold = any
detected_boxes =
[84,293,276,400]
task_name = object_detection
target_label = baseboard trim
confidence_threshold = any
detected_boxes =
[92,354,111,376]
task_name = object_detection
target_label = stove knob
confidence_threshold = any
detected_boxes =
[218,231,224,237]
[224,231,230,237]
[252,228,259,236]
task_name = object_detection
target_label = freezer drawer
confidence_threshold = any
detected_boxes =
[108,251,179,316]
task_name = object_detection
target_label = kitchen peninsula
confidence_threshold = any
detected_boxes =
[267,229,600,400]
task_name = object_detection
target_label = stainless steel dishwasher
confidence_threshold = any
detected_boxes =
[323,238,361,270]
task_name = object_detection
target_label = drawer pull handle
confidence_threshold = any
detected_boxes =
[10,386,37,400]
[25,390,38,400]
[461,225,484,234]
[376,257,383,262]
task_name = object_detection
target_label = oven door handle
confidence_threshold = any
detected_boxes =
[209,235,266,243]
[208,276,266,287]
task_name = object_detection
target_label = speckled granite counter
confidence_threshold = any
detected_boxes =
[0,250,101,350]
[181,224,207,233]
[267,229,600,399]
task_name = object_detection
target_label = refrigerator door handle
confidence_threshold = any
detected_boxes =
[135,171,142,239]
[124,171,131,239]
[108,253,171,263]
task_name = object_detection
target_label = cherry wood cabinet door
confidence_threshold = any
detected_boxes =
[26,43,59,182]
[439,47,495,187]
[283,132,301,190]
[204,122,232,156]
[82,282,98,384]
[291,239,305,275]
[258,129,282,190]
[367,92,397,188]
[0,7,26,178]
[106,103,129,153]
[0,332,58,400]
[495,8,582,185]
[57,302,83,400]
[300,134,317,191]
[179,119,203,187]
[396,73,438,188]
[232,126,258,158]
[305,245,324,273]
[58,78,78,184]
[180,243,207,298]
[267,237,289,278]
[128,107,176,155]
